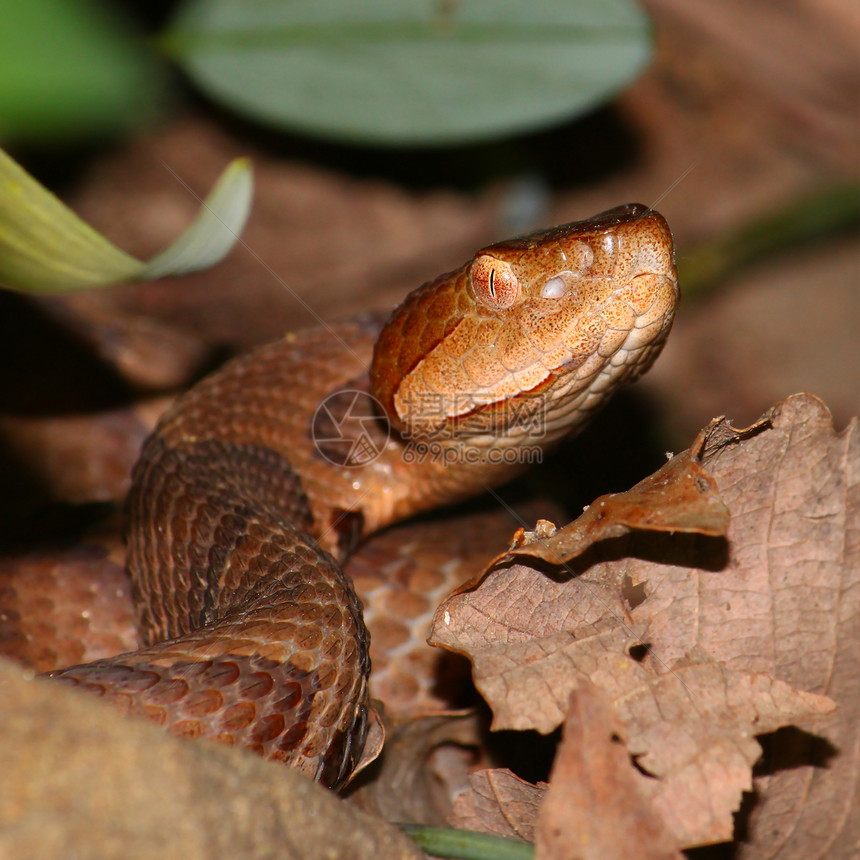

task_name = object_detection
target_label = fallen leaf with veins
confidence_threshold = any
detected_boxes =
[430,394,855,852]
[449,768,545,843]
[535,683,682,860]
[608,653,833,847]
[637,394,860,859]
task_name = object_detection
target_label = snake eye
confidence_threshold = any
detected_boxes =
[470,255,520,310]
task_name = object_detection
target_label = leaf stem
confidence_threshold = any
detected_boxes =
[397,823,534,860]
[678,183,860,300]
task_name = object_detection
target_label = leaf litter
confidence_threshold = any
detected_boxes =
[428,393,856,856]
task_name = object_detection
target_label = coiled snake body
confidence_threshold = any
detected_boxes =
[48,204,678,789]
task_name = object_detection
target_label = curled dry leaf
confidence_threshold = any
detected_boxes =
[449,767,546,843]
[430,431,733,735]
[430,394,854,852]
[501,434,731,568]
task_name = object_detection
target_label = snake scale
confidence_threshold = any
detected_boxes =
[42,204,678,790]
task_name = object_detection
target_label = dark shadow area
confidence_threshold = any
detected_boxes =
[628,642,651,662]
[622,573,649,610]
[484,708,561,786]
[0,501,118,554]
[499,531,730,586]
[730,789,758,848]
[0,291,137,534]
[753,725,838,776]
[603,530,730,575]
[0,292,132,416]
[196,96,643,193]
[0,435,52,535]
[427,651,477,713]
[685,838,741,859]
[631,751,657,778]
[538,386,671,515]
[114,0,178,30]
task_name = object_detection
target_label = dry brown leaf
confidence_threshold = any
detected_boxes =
[429,431,733,733]
[430,394,852,850]
[535,683,682,860]
[490,436,729,577]
[436,611,832,847]
[630,394,860,858]
[610,655,834,847]
[449,767,545,843]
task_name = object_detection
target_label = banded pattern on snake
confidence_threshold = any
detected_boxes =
[37,204,678,789]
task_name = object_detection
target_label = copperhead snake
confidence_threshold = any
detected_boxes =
[37,204,678,790]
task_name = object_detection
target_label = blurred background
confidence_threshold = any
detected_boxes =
[0,0,858,528]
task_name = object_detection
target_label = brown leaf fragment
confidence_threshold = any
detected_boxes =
[611,657,834,848]
[509,519,559,550]
[37,297,213,391]
[500,448,729,571]
[535,684,682,860]
[449,768,545,844]
[435,583,834,847]
[350,705,385,782]
[430,557,640,732]
[0,397,171,506]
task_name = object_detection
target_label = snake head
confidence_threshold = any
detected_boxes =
[371,204,679,447]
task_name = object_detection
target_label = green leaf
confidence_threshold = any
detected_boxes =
[0,148,254,293]
[0,0,164,142]
[398,824,534,860]
[163,0,652,146]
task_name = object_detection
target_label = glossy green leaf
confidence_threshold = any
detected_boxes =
[163,0,652,146]
[0,0,163,142]
[0,148,254,293]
